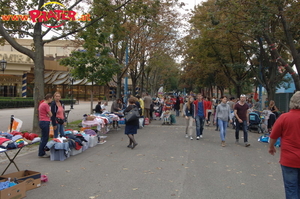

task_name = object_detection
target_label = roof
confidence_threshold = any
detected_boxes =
[38,71,117,87]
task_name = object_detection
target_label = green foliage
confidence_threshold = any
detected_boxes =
[59,32,122,85]
[0,98,75,109]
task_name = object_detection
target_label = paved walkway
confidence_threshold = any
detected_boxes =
[0,108,284,199]
[0,100,109,132]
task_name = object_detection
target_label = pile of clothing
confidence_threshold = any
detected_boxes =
[0,131,40,151]
[45,133,88,156]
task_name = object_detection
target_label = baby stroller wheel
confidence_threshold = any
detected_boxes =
[258,127,262,134]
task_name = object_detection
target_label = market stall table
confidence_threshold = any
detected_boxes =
[0,143,38,175]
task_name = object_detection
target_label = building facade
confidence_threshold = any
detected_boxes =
[0,39,116,100]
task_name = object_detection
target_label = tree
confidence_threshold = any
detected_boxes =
[214,0,300,96]
[182,0,300,99]
[59,31,122,112]
[0,0,131,133]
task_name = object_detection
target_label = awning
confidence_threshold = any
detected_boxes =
[41,71,117,87]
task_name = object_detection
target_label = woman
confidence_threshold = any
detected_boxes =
[174,96,180,117]
[184,96,195,140]
[38,93,53,158]
[247,98,253,109]
[269,100,279,118]
[124,97,139,149]
[214,96,232,147]
[205,97,212,126]
[269,91,300,199]
[51,92,66,138]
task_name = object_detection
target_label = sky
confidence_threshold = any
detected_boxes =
[183,0,204,10]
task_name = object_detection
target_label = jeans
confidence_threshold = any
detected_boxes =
[235,119,248,143]
[218,119,228,141]
[175,109,180,117]
[54,123,65,138]
[38,121,50,156]
[281,165,300,199]
[206,112,211,124]
[195,115,205,137]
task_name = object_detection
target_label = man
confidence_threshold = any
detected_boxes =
[234,94,250,147]
[143,93,152,121]
[136,95,144,117]
[179,95,184,115]
[269,91,300,199]
[94,101,102,115]
[110,99,122,128]
[110,99,122,113]
[193,93,209,140]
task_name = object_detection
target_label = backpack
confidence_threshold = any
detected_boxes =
[125,106,140,122]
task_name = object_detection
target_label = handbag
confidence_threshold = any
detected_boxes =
[56,117,64,124]
[125,106,140,122]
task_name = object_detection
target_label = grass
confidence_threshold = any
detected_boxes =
[65,120,82,130]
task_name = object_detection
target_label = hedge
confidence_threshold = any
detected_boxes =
[0,98,76,109]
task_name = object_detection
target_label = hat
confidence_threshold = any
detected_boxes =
[240,94,246,97]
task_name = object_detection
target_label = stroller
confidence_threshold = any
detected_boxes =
[153,104,162,120]
[248,112,263,134]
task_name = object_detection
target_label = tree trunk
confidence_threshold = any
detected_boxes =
[140,72,144,96]
[266,87,276,102]
[131,76,136,98]
[236,84,242,98]
[90,83,94,114]
[32,39,45,134]
[116,74,122,99]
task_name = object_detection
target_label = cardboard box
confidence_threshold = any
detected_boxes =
[0,170,41,191]
[0,179,26,199]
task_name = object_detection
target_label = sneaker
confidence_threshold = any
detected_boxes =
[221,141,225,147]
[190,136,193,140]
[200,135,203,138]
[39,154,50,158]
[245,143,250,147]
[235,139,239,144]
[98,140,107,144]
[196,136,200,140]
[185,134,188,138]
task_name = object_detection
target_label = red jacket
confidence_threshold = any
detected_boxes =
[270,109,300,168]
[193,100,209,118]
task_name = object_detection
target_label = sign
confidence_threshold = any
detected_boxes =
[0,53,33,64]
[1,1,91,28]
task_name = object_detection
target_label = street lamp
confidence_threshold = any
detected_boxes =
[0,59,7,73]
[69,76,74,109]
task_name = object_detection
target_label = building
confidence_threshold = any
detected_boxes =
[0,39,116,100]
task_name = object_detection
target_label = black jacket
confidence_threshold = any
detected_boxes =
[124,105,139,126]
[51,100,66,126]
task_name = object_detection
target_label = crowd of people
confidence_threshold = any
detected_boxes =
[119,91,299,199]
[38,90,300,198]
[105,92,283,150]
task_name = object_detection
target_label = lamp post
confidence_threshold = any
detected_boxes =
[0,59,7,73]
[124,44,129,105]
[70,76,74,109]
